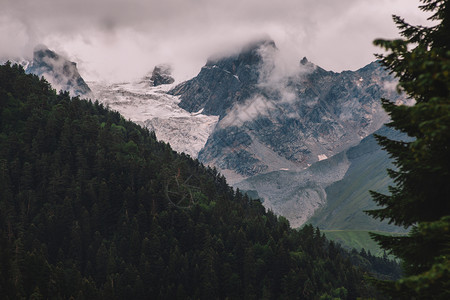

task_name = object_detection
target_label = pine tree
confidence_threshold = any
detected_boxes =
[367,0,450,298]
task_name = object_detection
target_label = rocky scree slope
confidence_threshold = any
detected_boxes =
[235,126,408,230]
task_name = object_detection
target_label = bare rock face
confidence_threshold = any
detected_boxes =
[170,39,276,117]
[26,45,92,97]
[170,39,404,183]
[150,64,175,86]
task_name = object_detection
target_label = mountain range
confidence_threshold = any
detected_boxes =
[1,62,402,299]
[11,41,407,232]
[168,39,407,230]
[170,40,404,183]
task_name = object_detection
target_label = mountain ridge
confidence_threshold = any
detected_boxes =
[170,39,404,184]
[6,42,405,232]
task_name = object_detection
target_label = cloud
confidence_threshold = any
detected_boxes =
[220,95,276,128]
[0,0,429,82]
[0,15,35,59]
[256,42,318,106]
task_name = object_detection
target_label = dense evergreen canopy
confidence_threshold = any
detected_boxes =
[368,0,450,298]
[0,63,399,299]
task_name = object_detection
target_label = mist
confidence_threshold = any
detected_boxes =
[1,0,430,83]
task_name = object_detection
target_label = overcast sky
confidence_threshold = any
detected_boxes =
[1,0,430,82]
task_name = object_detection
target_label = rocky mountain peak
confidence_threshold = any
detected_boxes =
[298,56,317,71]
[206,38,277,67]
[169,39,278,117]
[26,45,92,97]
[150,64,175,86]
[171,45,403,182]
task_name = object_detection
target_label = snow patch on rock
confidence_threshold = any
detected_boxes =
[318,154,328,161]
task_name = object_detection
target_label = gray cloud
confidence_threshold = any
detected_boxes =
[1,0,429,82]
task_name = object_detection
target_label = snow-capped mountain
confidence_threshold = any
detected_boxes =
[88,76,218,158]
[2,41,407,229]
[167,39,408,228]
[85,39,406,229]
[4,47,215,158]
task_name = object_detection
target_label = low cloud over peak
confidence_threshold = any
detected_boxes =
[1,0,429,82]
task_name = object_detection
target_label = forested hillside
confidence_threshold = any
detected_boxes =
[0,62,397,299]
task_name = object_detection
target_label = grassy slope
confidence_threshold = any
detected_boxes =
[323,230,405,257]
[309,127,408,233]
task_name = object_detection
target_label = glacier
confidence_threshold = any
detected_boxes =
[89,79,218,158]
